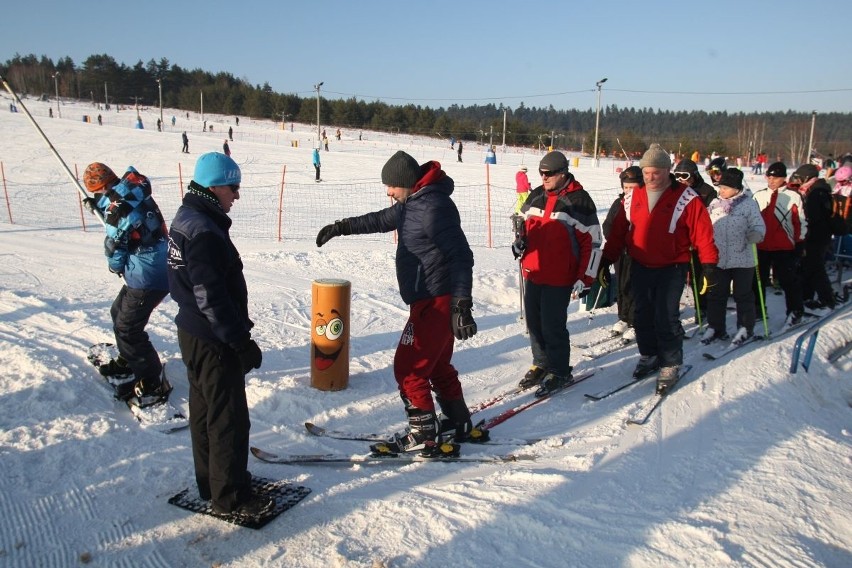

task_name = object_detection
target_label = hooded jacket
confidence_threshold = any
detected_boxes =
[346,161,474,305]
[707,189,765,269]
[94,167,168,291]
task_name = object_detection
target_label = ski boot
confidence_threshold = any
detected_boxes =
[700,327,729,345]
[655,366,680,395]
[369,408,459,458]
[534,370,574,397]
[99,355,131,378]
[130,371,173,408]
[633,355,660,379]
[518,365,547,389]
[437,397,490,444]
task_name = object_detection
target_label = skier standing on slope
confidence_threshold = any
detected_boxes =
[315,150,478,458]
[512,151,601,395]
[751,161,807,325]
[602,165,643,340]
[703,168,765,345]
[599,144,718,393]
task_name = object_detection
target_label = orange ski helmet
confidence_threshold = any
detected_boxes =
[83,162,119,193]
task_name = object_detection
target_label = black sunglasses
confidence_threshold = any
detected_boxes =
[539,168,565,178]
[227,184,240,194]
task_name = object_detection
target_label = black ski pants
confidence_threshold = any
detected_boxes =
[523,280,572,377]
[755,249,803,316]
[110,285,167,382]
[614,251,635,326]
[800,240,835,307]
[707,266,756,335]
[631,262,687,367]
[178,328,252,512]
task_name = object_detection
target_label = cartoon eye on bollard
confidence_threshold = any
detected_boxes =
[313,310,344,371]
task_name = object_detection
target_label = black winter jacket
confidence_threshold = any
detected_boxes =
[166,191,253,345]
[803,179,834,246]
[346,163,474,305]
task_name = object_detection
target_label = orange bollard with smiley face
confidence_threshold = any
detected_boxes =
[310,279,350,391]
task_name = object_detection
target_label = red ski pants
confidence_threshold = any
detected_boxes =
[393,295,463,412]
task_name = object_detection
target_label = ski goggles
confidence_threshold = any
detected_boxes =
[674,172,692,181]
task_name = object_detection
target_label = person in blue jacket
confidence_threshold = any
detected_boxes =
[166,152,270,518]
[82,163,171,405]
[312,147,321,182]
[316,150,479,458]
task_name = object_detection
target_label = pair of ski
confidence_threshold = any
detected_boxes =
[700,312,822,361]
[582,364,694,426]
[579,334,634,360]
[251,368,597,465]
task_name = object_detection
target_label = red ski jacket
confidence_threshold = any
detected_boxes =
[518,176,601,287]
[603,180,718,268]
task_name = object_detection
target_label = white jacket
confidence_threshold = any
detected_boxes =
[708,190,766,269]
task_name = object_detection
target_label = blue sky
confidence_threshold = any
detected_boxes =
[3,0,850,114]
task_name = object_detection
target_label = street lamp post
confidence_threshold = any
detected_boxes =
[806,111,816,166]
[157,78,163,131]
[593,77,607,167]
[52,72,61,118]
[314,82,323,147]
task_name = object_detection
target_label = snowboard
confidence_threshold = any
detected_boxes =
[168,476,312,529]
[86,343,189,434]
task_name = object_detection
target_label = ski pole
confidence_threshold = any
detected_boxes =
[689,253,703,328]
[752,244,770,337]
[0,74,104,226]
[585,282,605,324]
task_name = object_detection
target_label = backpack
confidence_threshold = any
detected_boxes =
[105,168,167,250]
[829,194,852,236]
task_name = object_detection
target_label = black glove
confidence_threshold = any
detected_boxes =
[511,236,526,260]
[794,242,806,258]
[316,219,352,247]
[700,264,717,294]
[82,196,98,214]
[232,338,263,373]
[597,258,613,287]
[450,297,477,340]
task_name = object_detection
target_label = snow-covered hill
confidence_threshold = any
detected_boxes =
[1,95,850,567]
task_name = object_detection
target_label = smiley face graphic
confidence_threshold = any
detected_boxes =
[313,309,345,371]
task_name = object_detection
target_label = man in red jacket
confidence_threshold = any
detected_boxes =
[600,144,718,393]
[513,151,601,395]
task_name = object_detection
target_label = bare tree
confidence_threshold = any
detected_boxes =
[787,121,810,166]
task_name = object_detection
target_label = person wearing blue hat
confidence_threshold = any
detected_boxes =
[167,152,271,518]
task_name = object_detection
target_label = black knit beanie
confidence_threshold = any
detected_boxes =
[718,168,744,190]
[381,151,421,188]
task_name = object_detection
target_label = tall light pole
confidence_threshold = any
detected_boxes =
[806,110,816,166]
[314,82,323,147]
[157,78,163,131]
[593,77,607,167]
[52,72,61,118]
[501,108,507,149]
